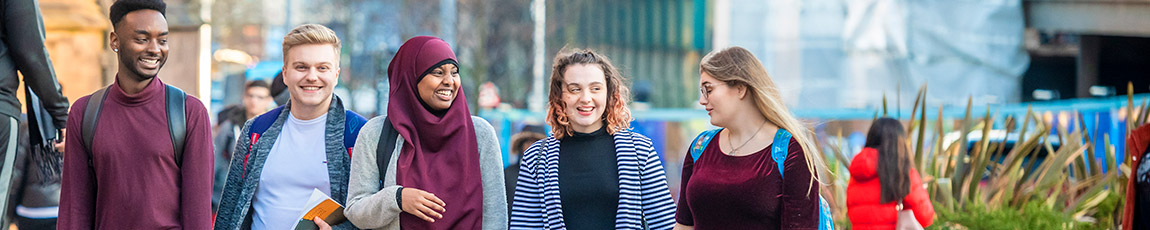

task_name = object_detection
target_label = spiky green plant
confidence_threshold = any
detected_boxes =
[825,83,1145,229]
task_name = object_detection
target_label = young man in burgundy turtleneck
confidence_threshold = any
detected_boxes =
[58,0,213,228]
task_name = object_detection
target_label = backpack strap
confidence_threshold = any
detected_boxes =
[770,128,793,178]
[343,110,367,157]
[376,117,400,186]
[81,86,110,154]
[242,106,285,178]
[689,129,722,162]
[83,84,189,167]
[165,84,187,166]
[768,128,835,230]
[248,106,284,143]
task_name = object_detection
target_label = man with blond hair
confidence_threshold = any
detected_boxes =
[215,24,366,230]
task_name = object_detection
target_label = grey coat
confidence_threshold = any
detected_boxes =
[344,116,507,230]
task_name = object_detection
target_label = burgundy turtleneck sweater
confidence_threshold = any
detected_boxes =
[59,77,213,229]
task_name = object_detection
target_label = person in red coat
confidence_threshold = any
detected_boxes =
[847,118,934,229]
[1122,123,1150,229]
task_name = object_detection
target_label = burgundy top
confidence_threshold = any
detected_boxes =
[676,133,819,230]
[387,36,484,229]
[60,78,213,229]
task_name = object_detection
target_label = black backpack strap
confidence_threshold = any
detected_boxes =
[376,117,399,185]
[81,86,110,154]
[165,84,187,166]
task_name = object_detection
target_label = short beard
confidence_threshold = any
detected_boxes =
[119,54,161,81]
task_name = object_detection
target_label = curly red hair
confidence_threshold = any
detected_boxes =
[545,49,632,139]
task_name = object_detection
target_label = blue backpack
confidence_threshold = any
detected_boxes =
[239,105,367,178]
[689,128,835,230]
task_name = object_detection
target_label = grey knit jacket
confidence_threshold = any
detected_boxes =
[344,116,507,230]
[214,98,361,230]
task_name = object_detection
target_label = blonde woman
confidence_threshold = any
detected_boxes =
[675,46,830,229]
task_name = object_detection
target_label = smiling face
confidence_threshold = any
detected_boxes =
[110,9,168,81]
[561,63,608,133]
[283,44,340,109]
[417,63,461,111]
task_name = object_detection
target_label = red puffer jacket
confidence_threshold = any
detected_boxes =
[847,147,934,229]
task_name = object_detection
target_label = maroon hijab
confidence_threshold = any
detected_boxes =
[387,36,483,229]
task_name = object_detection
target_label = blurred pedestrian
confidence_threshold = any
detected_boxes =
[846,118,934,229]
[1123,123,1150,229]
[504,124,544,213]
[8,113,61,230]
[211,80,272,213]
[270,71,289,106]
[0,0,72,228]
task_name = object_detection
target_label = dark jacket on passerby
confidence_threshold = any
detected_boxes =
[212,104,247,211]
[0,0,70,125]
[7,116,62,219]
[2,0,69,228]
[1122,124,1150,229]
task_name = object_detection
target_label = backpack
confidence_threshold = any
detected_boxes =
[374,117,399,184]
[240,105,366,178]
[689,128,835,230]
[81,84,187,166]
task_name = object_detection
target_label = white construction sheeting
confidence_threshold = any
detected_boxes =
[716,0,1030,110]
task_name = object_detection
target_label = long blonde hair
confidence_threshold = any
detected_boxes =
[700,46,829,189]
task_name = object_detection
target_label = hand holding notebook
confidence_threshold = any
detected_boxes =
[290,188,348,230]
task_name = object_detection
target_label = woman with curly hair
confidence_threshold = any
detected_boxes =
[509,49,676,230]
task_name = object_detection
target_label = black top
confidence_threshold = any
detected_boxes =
[1136,146,1150,229]
[505,161,520,215]
[558,126,619,230]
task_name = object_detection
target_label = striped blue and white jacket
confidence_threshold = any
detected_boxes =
[509,129,677,230]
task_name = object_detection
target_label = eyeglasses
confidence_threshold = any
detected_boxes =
[700,83,718,100]
[700,81,738,100]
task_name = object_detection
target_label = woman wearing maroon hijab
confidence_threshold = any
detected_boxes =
[345,36,507,230]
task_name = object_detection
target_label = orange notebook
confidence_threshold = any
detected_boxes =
[291,188,348,230]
